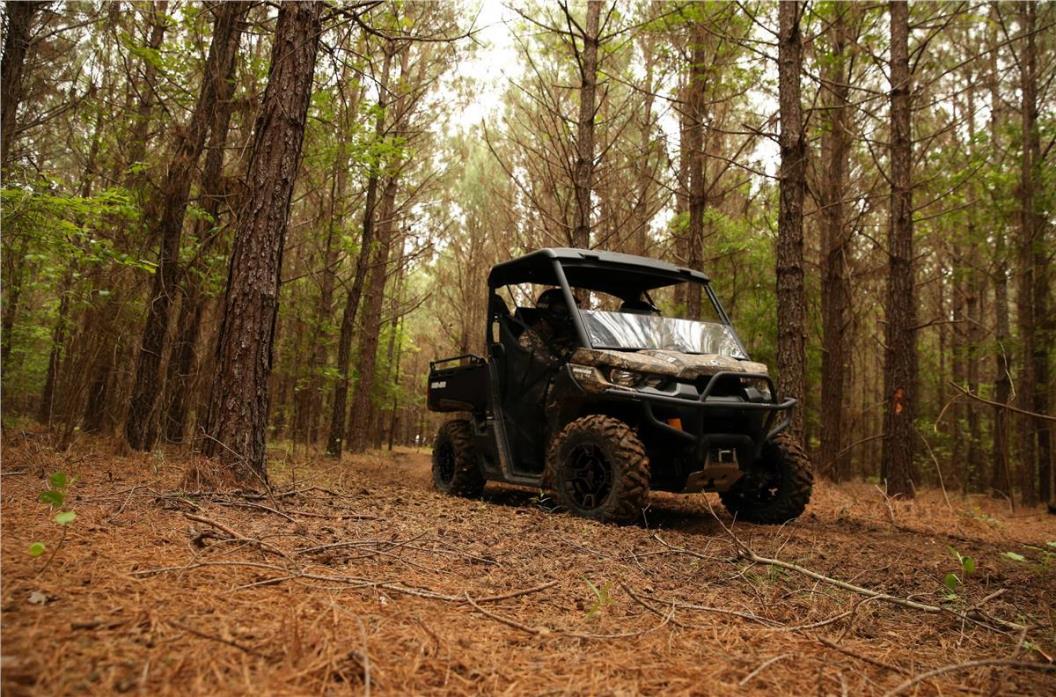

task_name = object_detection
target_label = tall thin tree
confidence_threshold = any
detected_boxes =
[776,0,807,441]
[125,1,249,450]
[327,44,394,458]
[881,0,917,497]
[0,0,46,174]
[818,2,856,479]
[201,1,323,481]
[569,0,602,249]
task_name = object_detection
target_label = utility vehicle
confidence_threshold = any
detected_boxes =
[427,248,812,524]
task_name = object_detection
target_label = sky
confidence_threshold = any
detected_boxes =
[448,1,781,172]
[455,2,523,127]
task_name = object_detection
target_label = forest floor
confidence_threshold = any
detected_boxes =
[2,428,1055,696]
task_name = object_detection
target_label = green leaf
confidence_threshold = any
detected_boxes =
[943,573,960,591]
[54,511,77,525]
[1003,552,1026,562]
[39,490,64,507]
[49,472,68,489]
[28,542,46,557]
[962,556,976,575]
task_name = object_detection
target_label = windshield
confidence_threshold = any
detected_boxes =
[580,310,747,359]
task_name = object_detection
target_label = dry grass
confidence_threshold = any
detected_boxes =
[2,427,1054,696]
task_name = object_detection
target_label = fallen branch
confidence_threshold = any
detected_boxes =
[816,636,909,675]
[463,589,674,641]
[183,513,288,558]
[698,500,1027,635]
[209,499,299,523]
[739,653,793,686]
[167,619,272,659]
[132,558,557,604]
[463,592,549,635]
[884,659,1055,696]
[948,382,1056,422]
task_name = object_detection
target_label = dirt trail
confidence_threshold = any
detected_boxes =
[2,432,1055,696]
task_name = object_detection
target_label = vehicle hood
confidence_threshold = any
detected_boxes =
[570,348,769,380]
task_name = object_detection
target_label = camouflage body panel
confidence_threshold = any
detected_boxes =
[569,347,769,381]
[517,320,576,366]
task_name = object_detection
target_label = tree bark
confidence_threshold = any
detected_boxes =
[201,1,322,482]
[1014,1,1038,504]
[570,0,602,249]
[161,4,248,444]
[632,30,656,256]
[776,0,807,441]
[77,3,168,431]
[0,0,56,365]
[684,22,706,318]
[125,1,168,181]
[819,3,854,479]
[1013,2,1051,504]
[347,175,398,453]
[880,0,917,498]
[38,267,73,425]
[0,0,45,173]
[326,46,393,458]
[294,68,360,446]
[125,1,249,450]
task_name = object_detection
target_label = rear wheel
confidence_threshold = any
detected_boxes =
[546,415,650,524]
[432,419,485,497]
[719,433,812,524]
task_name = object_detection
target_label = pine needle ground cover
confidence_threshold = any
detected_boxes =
[2,430,1054,696]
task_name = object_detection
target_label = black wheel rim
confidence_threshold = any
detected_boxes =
[565,444,613,511]
[742,468,782,503]
[435,440,455,484]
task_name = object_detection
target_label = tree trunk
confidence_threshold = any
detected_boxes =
[776,0,807,441]
[1015,1,1041,505]
[0,0,45,173]
[125,1,249,450]
[571,0,602,249]
[38,268,73,425]
[1015,2,1051,504]
[684,22,706,318]
[161,4,248,444]
[126,1,169,180]
[991,36,1013,496]
[326,46,393,458]
[201,1,322,482]
[77,3,168,431]
[347,176,399,453]
[880,0,917,498]
[952,263,968,491]
[992,230,1013,497]
[381,243,406,452]
[1,234,29,369]
[632,31,656,256]
[819,2,853,479]
[295,70,360,446]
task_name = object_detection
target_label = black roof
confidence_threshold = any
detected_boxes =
[487,248,709,299]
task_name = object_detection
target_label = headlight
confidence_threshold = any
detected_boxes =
[741,377,772,401]
[609,369,641,387]
[608,369,668,390]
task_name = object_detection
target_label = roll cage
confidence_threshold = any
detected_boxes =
[486,247,746,357]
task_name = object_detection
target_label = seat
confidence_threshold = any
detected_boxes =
[620,299,661,316]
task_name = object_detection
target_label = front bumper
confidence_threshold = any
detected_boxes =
[565,366,795,471]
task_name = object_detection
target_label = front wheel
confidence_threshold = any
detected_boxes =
[719,433,812,524]
[432,420,485,498]
[545,415,650,524]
